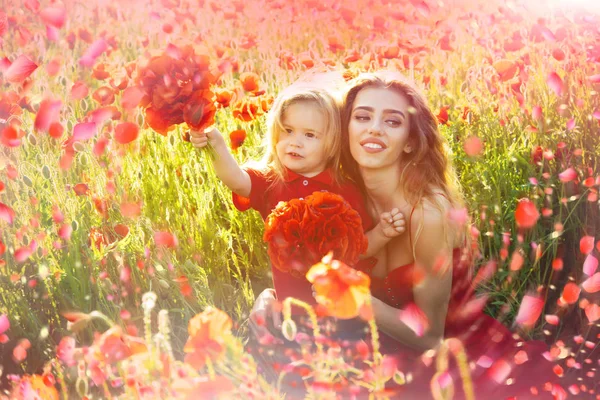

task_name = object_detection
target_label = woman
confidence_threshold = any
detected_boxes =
[340,71,564,399]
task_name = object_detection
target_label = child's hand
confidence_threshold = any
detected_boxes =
[380,208,405,238]
[189,127,223,149]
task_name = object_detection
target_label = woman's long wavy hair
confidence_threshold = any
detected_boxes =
[341,71,468,249]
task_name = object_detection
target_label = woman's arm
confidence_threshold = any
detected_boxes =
[372,205,453,352]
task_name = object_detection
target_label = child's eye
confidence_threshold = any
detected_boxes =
[305,132,316,139]
[285,128,293,134]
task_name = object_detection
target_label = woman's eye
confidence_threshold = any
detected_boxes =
[387,120,402,127]
[354,115,369,121]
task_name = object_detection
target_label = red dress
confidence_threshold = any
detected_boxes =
[367,248,581,399]
[232,167,377,306]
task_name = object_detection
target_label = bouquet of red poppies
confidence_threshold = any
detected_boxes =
[134,44,220,135]
[263,192,368,278]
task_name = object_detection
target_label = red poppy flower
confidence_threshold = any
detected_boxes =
[184,307,232,370]
[306,254,371,320]
[264,192,367,277]
[229,129,246,151]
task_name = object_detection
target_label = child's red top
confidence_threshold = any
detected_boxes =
[232,167,378,305]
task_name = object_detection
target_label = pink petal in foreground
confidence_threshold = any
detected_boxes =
[40,6,67,28]
[398,303,429,337]
[588,74,600,83]
[46,25,60,42]
[547,72,564,97]
[558,167,577,183]
[34,98,62,132]
[545,314,560,325]
[566,118,575,131]
[121,86,145,110]
[585,304,600,323]
[3,55,38,83]
[79,39,108,67]
[14,246,33,263]
[0,202,15,224]
[583,254,598,276]
[0,11,7,37]
[73,122,97,141]
[71,81,89,100]
[515,294,543,328]
[582,273,600,293]
[486,358,512,384]
[0,314,9,334]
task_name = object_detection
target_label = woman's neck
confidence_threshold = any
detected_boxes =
[359,164,404,210]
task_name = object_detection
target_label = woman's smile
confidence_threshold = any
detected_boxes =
[360,138,387,153]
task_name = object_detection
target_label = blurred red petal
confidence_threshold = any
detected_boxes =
[121,202,141,218]
[14,246,33,263]
[560,282,580,304]
[34,99,62,132]
[58,224,72,240]
[509,251,524,271]
[154,231,178,248]
[72,183,89,196]
[0,126,21,147]
[121,86,145,110]
[49,122,64,139]
[71,81,89,100]
[114,122,139,144]
[515,199,539,229]
[580,236,594,254]
[463,136,483,157]
[0,202,15,224]
[4,55,38,83]
[514,350,528,365]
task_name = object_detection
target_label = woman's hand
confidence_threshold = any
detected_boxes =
[189,127,224,149]
[249,288,281,339]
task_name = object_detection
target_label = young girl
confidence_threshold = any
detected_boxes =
[190,75,404,307]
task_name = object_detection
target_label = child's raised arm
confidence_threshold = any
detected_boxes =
[362,208,405,258]
[189,128,251,198]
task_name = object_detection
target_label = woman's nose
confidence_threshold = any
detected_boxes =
[368,119,383,135]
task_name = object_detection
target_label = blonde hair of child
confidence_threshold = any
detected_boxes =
[254,78,344,185]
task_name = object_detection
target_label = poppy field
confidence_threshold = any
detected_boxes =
[1,0,600,398]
